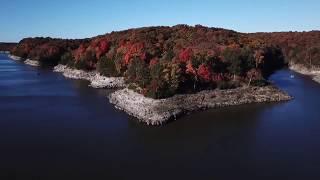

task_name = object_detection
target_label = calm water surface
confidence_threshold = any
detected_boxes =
[1,53,320,180]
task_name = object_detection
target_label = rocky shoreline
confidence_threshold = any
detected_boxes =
[53,64,125,88]
[8,55,39,66]
[109,86,292,125]
[7,54,293,125]
[8,54,22,61]
[24,59,40,67]
[7,55,125,88]
[289,64,320,83]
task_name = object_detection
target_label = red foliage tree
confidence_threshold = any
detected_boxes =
[149,58,159,67]
[123,42,146,65]
[99,40,110,53]
[179,48,193,63]
[197,64,212,82]
[186,61,197,76]
[95,39,110,60]
[73,44,87,61]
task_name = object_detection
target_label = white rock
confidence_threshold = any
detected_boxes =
[54,64,125,88]
[290,64,320,84]
[90,74,125,88]
[8,54,22,61]
[109,87,292,125]
[24,59,40,67]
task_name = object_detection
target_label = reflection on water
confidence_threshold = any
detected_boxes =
[1,53,320,180]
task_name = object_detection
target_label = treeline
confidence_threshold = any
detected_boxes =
[11,37,88,66]
[11,25,301,98]
[0,42,17,52]
[251,31,320,68]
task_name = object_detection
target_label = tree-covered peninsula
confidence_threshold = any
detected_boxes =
[9,25,320,124]
[9,25,296,99]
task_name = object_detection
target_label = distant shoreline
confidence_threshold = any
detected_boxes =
[7,54,126,89]
[289,64,320,84]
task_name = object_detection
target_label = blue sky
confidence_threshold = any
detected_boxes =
[1,0,320,42]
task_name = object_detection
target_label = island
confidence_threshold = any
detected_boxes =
[6,25,320,125]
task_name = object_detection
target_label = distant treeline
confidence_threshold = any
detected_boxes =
[250,31,320,68]
[0,42,17,52]
[9,25,320,98]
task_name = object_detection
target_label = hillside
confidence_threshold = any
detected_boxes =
[250,31,320,67]
[9,25,319,98]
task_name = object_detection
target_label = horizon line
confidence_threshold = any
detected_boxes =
[2,24,320,43]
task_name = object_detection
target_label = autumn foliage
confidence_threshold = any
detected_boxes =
[11,37,86,66]
[10,25,320,98]
[250,31,320,68]
[0,43,17,51]
[179,48,193,63]
[197,64,212,82]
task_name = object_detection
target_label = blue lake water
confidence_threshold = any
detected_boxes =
[1,53,320,180]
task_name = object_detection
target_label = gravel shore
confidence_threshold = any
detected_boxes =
[24,59,40,67]
[109,86,292,125]
[8,55,40,66]
[8,55,292,125]
[53,64,125,88]
[290,64,320,83]
[8,55,22,61]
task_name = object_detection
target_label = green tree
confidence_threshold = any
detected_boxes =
[162,62,182,95]
[97,56,119,77]
[160,50,175,62]
[125,57,150,88]
[307,46,320,67]
[114,53,126,74]
[60,52,73,66]
[223,47,254,79]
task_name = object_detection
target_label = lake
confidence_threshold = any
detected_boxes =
[1,53,320,180]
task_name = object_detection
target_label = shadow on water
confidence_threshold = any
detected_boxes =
[1,54,320,179]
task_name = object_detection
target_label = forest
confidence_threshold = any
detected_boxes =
[0,42,17,52]
[250,31,320,68]
[9,25,320,98]
[11,37,88,66]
